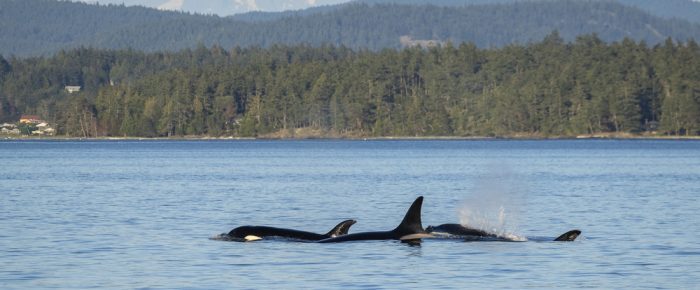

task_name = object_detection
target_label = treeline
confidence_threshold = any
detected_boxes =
[4,0,700,56]
[1,33,699,137]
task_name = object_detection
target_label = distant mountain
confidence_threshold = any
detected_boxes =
[2,0,700,56]
[616,0,700,24]
[67,0,700,23]
[352,0,700,24]
[230,4,343,22]
[72,0,351,16]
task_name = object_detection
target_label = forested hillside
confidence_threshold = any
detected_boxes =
[352,0,700,24]
[1,34,699,137]
[616,0,700,23]
[3,0,700,56]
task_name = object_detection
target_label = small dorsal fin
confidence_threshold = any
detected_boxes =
[554,229,581,241]
[393,196,425,235]
[325,219,357,237]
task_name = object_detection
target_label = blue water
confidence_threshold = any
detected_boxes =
[1,140,699,289]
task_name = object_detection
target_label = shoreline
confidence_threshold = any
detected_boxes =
[2,133,700,141]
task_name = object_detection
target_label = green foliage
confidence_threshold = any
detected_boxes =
[17,123,37,135]
[0,34,699,137]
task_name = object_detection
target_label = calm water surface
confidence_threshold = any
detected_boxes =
[1,140,699,289]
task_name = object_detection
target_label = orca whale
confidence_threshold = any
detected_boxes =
[318,196,430,243]
[426,223,581,242]
[426,224,498,239]
[214,219,357,242]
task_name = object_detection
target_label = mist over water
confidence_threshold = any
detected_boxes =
[457,163,527,240]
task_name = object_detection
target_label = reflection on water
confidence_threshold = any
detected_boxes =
[1,139,699,289]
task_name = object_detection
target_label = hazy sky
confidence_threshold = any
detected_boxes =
[75,0,354,15]
[66,0,700,16]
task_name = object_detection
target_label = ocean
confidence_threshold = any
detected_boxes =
[1,139,698,289]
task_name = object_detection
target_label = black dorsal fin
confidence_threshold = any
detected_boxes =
[325,219,357,237]
[554,229,581,241]
[393,196,425,235]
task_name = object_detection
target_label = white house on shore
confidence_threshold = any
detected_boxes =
[1,123,20,135]
[35,122,56,135]
[3,117,56,135]
[65,86,81,93]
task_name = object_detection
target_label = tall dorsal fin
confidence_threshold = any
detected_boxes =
[325,219,357,237]
[393,196,425,235]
